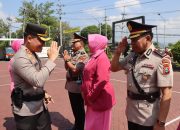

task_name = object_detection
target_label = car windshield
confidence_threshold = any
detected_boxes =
[6,48,15,54]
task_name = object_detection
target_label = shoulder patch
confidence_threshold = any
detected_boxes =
[162,63,170,75]
[153,49,167,57]
[162,56,171,75]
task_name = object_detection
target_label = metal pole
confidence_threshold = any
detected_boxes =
[9,28,11,45]
[105,9,107,37]
[163,22,165,48]
[156,26,158,44]
[60,19,62,46]
[7,17,12,45]
[92,17,101,34]
[23,9,25,32]
[57,0,63,47]
[158,13,166,48]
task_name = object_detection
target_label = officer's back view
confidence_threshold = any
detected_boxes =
[11,23,60,130]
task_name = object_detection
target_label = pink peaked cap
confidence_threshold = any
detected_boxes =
[88,34,108,53]
[11,39,24,52]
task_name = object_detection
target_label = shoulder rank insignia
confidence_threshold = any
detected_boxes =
[146,49,152,56]
[153,49,167,57]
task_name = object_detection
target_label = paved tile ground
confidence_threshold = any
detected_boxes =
[0,58,179,130]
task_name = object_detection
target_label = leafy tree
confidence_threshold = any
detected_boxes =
[0,19,9,49]
[80,25,99,39]
[0,41,9,49]
[62,22,75,46]
[153,41,160,49]
[0,19,9,37]
[100,24,112,40]
[16,0,73,46]
[16,0,58,39]
[168,43,174,49]
[80,24,112,41]
[17,0,57,25]
[171,41,180,63]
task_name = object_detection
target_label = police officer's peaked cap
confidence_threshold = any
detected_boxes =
[127,21,156,39]
[24,23,51,41]
[73,33,87,41]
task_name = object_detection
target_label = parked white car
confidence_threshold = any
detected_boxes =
[36,47,50,58]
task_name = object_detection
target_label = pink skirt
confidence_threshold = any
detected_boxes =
[177,122,180,130]
[85,106,112,130]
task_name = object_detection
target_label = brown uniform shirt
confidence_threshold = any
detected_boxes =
[65,49,89,93]
[119,44,173,126]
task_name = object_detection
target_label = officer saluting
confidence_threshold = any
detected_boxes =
[111,21,173,130]
[11,23,60,130]
[63,33,89,130]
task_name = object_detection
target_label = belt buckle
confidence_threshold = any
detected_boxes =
[147,95,156,103]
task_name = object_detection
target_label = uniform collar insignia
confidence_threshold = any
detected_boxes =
[143,44,155,58]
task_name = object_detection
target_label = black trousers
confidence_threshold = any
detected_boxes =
[68,92,85,130]
[128,121,153,130]
[14,109,51,130]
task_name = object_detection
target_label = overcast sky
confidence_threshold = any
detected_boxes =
[0,0,180,46]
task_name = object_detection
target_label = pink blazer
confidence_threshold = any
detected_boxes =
[81,52,116,111]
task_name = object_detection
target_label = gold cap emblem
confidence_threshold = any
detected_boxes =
[127,23,132,31]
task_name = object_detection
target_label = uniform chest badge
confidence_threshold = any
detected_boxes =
[78,55,87,61]
[142,73,151,81]
[142,64,154,69]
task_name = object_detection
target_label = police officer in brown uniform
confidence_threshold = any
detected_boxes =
[11,23,60,130]
[63,33,89,130]
[111,21,173,130]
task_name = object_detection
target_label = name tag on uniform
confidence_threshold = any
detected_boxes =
[142,64,154,69]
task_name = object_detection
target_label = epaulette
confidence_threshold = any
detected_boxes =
[153,49,167,58]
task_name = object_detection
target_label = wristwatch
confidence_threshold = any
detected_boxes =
[157,119,165,127]
[65,59,71,63]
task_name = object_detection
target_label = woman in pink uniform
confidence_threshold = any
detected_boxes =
[81,34,116,130]
[8,39,23,92]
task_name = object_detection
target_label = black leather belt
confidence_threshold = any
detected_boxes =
[127,90,160,103]
[23,91,45,102]
[66,77,79,81]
